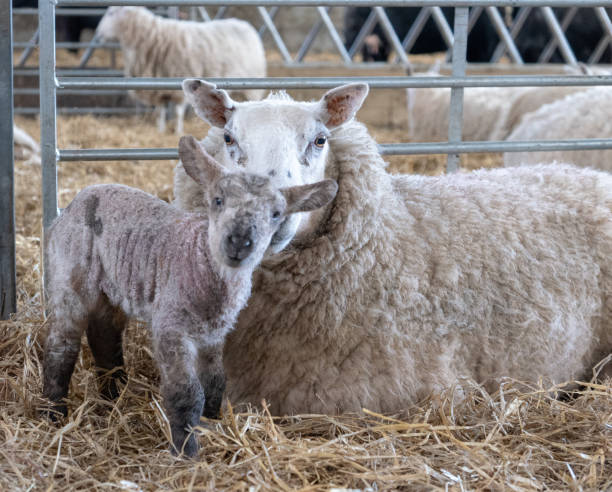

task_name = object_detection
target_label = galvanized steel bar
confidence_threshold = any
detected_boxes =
[431,7,454,49]
[317,7,352,64]
[589,35,611,63]
[257,6,292,62]
[348,10,378,58]
[402,7,432,52]
[296,13,326,62]
[15,7,107,15]
[1,0,16,319]
[258,6,279,36]
[214,5,228,18]
[57,138,612,162]
[55,1,612,7]
[373,6,411,66]
[39,0,59,231]
[539,6,577,62]
[446,7,469,172]
[55,75,612,90]
[78,34,103,68]
[492,6,531,61]
[17,28,39,67]
[485,6,523,63]
[541,6,577,64]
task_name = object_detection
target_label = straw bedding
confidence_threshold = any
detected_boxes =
[2,114,610,490]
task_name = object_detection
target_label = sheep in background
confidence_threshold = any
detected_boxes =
[406,64,607,143]
[504,86,612,171]
[175,80,612,415]
[96,7,266,133]
[13,124,40,165]
[42,134,337,456]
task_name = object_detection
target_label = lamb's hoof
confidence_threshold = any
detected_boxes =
[170,429,199,459]
[41,402,67,422]
[98,368,127,401]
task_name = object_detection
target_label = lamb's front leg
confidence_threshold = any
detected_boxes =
[197,343,226,419]
[154,328,204,458]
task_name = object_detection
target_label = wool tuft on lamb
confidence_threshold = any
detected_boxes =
[96,7,266,133]
[41,136,336,456]
[175,79,612,415]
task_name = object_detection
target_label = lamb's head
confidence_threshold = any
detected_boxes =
[179,136,338,269]
[182,79,368,252]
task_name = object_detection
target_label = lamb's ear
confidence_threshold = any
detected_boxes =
[318,83,369,128]
[281,179,338,215]
[182,79,235,127]
[178,135,226,186]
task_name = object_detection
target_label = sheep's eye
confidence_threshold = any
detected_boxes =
[214,197,223,207]
[272,210,281,220]
[314,136,327,148]
[223,133,234,145]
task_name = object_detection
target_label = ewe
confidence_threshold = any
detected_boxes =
[96,7,266,133]
[175,80,612,415]
[504,85,612,171]
[42,135,336,456]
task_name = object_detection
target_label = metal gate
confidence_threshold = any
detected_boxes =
[4,0,612,319]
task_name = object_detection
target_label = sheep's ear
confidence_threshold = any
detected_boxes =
[318,83,369,128]
[281,179,338,215]
[182,79,235,127]
[178,135,226,186]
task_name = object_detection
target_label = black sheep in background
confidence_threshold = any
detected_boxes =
[344,6,612,63]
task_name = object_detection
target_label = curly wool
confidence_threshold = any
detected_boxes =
[106,8,266,106]
[218,120,612,415]
[504,86,612,171]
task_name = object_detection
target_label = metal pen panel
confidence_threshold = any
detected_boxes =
[56,137,612,162]
[1,0,16,319]
[39,0,59,231]
[446,7,469,173]
[54,75,612,90]
[54,1,612,7]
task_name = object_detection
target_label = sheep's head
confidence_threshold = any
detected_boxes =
[182,79,368,252]
[96,6,145,40]
[178,136,337,270]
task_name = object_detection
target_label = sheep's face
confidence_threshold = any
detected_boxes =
[96,6,145,40]
[178,136,338,270]
[182,80,368,253]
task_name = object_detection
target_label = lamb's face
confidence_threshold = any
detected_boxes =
[206,174,287,269]
[178,136,338,270]
[182,80,369,253]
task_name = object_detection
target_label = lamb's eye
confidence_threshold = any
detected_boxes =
[214,197,223,207]
[223,133,234,145]
[272,210,281,220]
[314,136,327,148]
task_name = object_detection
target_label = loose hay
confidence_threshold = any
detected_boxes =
[2,114,610,490]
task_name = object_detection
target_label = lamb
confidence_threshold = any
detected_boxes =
[406,64,604,142]
[175,79,612,415]
[96,7,267,133]
[13,124,40,164]
[504,86,612,171]
[41,135,337,456]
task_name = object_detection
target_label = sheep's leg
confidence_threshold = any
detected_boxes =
[42,315,86,419]
[175,101,187,135]
[154,329,204,458]
[85,296,128,401]
[197,343,226,419]
[157,105,167,133]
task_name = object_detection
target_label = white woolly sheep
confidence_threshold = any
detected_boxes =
[174,80,612,415]
[406,64,603,142]
[96,7,267,133]
[504,86,612,171]
[41,136,336,456]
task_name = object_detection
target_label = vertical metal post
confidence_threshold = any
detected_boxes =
[446,7,469,174]
[39,1,59,230]
[0,0,16,319]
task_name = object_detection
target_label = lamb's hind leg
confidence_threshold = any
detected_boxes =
[42,314,86,419]
[86,295,128,401]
